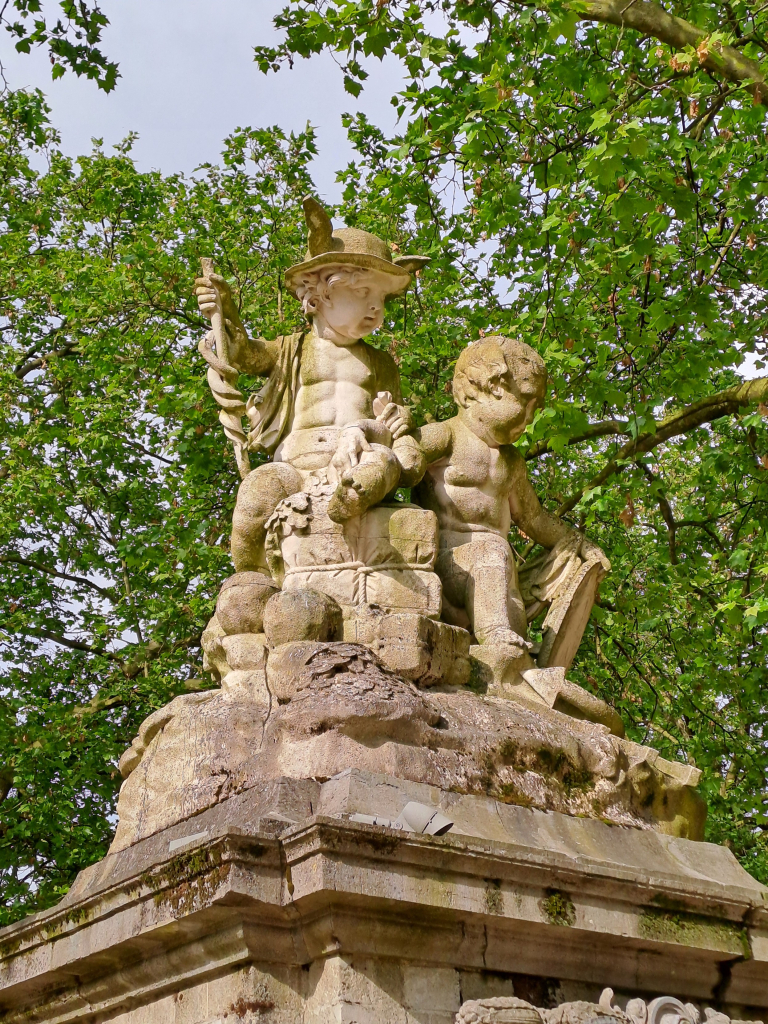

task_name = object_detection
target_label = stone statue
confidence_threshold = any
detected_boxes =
[194,201,616,718]
[414,334,610,677]
[104,197,707,851]
[195,197,429,575]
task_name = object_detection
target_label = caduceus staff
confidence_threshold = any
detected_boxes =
[197,258,251,480]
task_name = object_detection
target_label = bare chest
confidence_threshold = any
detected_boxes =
[299,336,376,390]
[443,436,514,492]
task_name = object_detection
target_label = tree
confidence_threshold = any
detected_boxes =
[1,1,117,90]
[254,0,768,870]
[1,0,768,923]
[0,91,320,921]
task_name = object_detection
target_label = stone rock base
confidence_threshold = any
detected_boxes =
[112,641,705,852]
[0,772,766,1023]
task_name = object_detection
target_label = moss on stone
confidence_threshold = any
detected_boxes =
[542,889,575,927]
[497,784,533,808]
[485,879,503,915]
[0,935,22,960]
[138,842,238,916]
[466,660,490,694]
[639,906,751,958]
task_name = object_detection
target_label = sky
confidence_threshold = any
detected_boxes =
[0,0,401,201]
[0,2,762,379]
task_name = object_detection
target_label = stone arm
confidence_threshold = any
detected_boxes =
[195,272,280,377]
[413,420,453,464]
[386,421,451,493]
[507,448,610,569]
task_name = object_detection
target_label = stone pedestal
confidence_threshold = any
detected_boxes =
[1,771,766,1023]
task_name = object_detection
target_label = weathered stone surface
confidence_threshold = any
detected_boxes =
[343,606,471,686]
[200,611,230,681]
[110,643,705,852]
[215,571,279,635]
[221,631,268,671]
[1,785,766,1022]
[522,666,625,737]
[111,690,269,852]
[263,587,343,646]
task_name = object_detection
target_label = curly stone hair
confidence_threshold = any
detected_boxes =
[293,265,369,317]
[453,335,547,408]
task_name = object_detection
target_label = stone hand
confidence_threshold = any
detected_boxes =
[579,535,611,573]
[331,426,372,484]
[375,401,414,441]
[194,272,243,335]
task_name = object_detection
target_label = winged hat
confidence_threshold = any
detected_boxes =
[284,196,430,298]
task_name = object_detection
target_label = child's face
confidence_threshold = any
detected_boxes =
[317,270,391,343]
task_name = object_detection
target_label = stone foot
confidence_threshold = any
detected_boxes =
[476,626,534,653]
[469,642,536,694]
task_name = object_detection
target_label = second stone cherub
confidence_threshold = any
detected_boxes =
[414,334,609,664]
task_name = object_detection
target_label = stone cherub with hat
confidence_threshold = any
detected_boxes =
[195,197,430,574]
[103,199,705,853]
[195,196,615,731]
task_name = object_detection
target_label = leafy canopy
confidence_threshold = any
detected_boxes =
[1,0,768,922]
[1,0,117,91]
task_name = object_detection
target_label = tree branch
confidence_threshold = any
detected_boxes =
[703,219,742,285]
[526,419,630,459]
[14,341,80,379]
[0,555,114,597]
[571,1,768,104]
[641,464,678,563]
[26,628,120,661]
[556,376,768,515]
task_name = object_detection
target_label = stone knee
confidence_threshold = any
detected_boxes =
[231,462,303,573]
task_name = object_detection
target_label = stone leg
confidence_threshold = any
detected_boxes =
[436,533,528,646]
[327,444,401,524]
[231,462,303,573]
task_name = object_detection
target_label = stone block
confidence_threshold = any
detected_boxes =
[263,588,343,647]
[361,504,439,567]
[275,500,442,617]
[402,965,461,1013]
[344,607,471,686]
[218,636,270,702]
[221,633,268,671]
[216,571,280,635]
[221,669,269,703]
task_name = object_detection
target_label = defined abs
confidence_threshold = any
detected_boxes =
[275,426,343,470]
